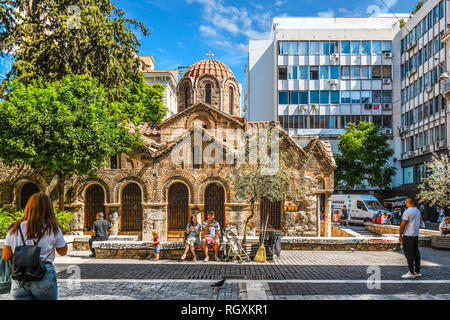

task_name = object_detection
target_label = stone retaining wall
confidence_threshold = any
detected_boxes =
[92,236,400,259]
[365,222,440,247]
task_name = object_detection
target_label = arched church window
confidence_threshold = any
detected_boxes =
[205,83,212,105]
[184,87,189,109]
[229,86,234,115]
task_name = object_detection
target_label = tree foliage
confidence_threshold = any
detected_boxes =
[0,0,145,97]
[412,0,427,15]
[417,153,450,208]
[335,122,396,191]
[233,131,290,243]
[0,75,142,210]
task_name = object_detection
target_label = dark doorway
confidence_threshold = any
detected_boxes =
[204,183,225,227]
[168,183,189,231]
[260,197,282,230]
[20,182,40,210]
[121,183,143,232]
[84,184,105,230]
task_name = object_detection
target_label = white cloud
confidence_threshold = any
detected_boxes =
[318,9,335,18]
[275,0,287,7]
[199,25,218,37]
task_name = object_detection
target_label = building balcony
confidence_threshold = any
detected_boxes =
[442,79,450,98]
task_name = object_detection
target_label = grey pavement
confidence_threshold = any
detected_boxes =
[1,248,449,300]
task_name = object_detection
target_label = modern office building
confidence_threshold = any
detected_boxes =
[397,0,449,204]
[246,1,450,198]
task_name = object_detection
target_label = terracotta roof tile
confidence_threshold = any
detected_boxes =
[183,59,234,80]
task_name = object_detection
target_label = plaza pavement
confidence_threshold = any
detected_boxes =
[1,248,449,300]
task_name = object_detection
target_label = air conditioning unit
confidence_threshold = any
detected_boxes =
[421,145,429,152]
[399,126,408,133]
[330,53,339,60]
[407,151,415,157]
[328,79,338,87]
[426,86,433,93]
[383,51,393,59]
[310,104,318,110]
[383,128,393,135]
[407,40,417,51]
[382,78,392,85]
[299,105,306,112]
[437,140,446,148]
[383,104,392,110]
[364,103,373,109]
[440,72,449,81]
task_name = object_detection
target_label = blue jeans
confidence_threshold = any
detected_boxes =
[11,264,58,300]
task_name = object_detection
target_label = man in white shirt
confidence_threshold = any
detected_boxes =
[399,198,422,279]
[439,217,450,235]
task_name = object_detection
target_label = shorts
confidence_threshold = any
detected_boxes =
[154,244,161,253]
[204,236,218,249]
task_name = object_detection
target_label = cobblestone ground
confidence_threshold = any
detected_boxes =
[1,248,449,300]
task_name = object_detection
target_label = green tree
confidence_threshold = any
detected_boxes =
[335,122,396,191]
[412,0,427,15]
[0,75,141,210]
[0,0,166,123]
[417,153,450,208]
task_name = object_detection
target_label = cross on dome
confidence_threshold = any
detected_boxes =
[206,51,214,59]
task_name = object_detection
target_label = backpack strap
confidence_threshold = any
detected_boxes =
[17,224,26,246]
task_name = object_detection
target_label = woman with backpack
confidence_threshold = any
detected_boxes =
[1,192,67,300]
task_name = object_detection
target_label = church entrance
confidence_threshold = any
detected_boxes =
[84,184,105,231]
[121,183,143,232]
[204,183,225,227]
[19,182,40,210]
[260,197,282,230]
[168,183,189,231]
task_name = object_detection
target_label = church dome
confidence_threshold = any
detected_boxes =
[183,59,234,81]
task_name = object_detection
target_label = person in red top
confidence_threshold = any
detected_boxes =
[152,229,160,260]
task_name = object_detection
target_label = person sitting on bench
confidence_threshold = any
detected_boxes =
[89,212,112,257]
[439,217,450,235]
[202,211,221,262]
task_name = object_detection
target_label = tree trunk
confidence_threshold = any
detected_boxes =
[57,175,65,211]
[242,200,255,244]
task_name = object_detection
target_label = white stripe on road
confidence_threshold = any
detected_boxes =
[57,279,450,284]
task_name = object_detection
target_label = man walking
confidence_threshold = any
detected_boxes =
[399,198,421,279]
[89,212,112,257]
[340,205,349,227]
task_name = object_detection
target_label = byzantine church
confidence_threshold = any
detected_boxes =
[0,58,336,241]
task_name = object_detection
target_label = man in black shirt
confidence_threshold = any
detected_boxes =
[89,212,112,257]
[341,205,349,227]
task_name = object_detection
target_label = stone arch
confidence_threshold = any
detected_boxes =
[185,111,214,130]
[177,78,194,112]
[120,182,143,232]
[113,176,148,203]
[17,181,40,210]
[76,178,110,203]
[167,181,190,231]
[160,173,196,204]
[197,75,221,109]
[197,175,231,204]
[223,78,240,116]
[84,183,106,230]
[203,181,226,227]
[13,178,46,209]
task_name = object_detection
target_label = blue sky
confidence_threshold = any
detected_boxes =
[115,0,417,89]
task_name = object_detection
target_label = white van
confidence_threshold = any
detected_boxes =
[330,194,388,222]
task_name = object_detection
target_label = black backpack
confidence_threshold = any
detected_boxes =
[10,226,49,283]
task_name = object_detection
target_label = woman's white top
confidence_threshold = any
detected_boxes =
[5,221,66,263]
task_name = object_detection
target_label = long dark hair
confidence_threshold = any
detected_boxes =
[8,193,61,238]
[190,215,198,226]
